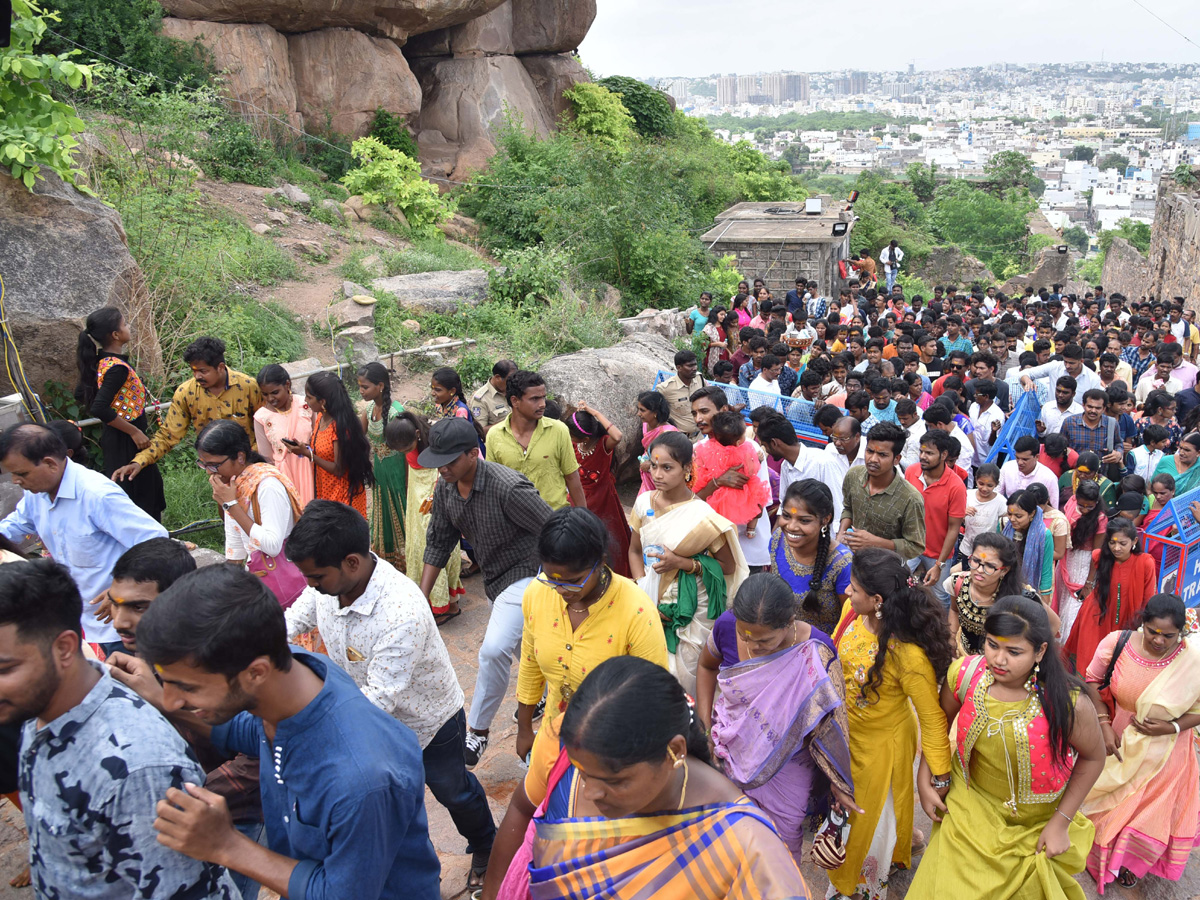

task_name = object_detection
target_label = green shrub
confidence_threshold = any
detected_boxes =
[489,245,568,305]
[2,1,94,188]
[563,82,634,149]
[341,136,453,238]
[200,115,278,185]
[707,256,744,303]
[367,107,418,159]
[39,0,213,90]
[596,76,674,138]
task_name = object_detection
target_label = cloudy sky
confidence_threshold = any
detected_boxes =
[578,0,1200,79]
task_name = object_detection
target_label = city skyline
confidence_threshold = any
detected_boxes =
[577,0,1199,79]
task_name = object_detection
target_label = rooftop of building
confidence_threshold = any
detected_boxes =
[701,198,855,244]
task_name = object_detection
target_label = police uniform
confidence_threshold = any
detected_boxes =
[471,381,510,430]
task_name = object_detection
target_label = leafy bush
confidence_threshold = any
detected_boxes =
[288,116,355,182]
[489,245,568,305]
[339,240,482,284]
[597,76,675,138]
[707,256,744,303]
[1099,219,1151,254]
[2,1,94,188]
[341,136,453,239]
[564,82,634,149]
[367,107,418,159]
[39,0,213,90]
[200,114,278,185]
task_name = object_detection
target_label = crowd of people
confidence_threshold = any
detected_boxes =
[0,274,1192,900]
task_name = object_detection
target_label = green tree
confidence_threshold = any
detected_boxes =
[984,150,1039,195]
[1097,152,1129,173]
[1067,145,1095,162]
[367,108,418,159]
[1,0,94,188]
[563,82,634,149]
[905,161,938,202]
[39,0,212,88]
[1062,225,1090,254]
[596,76,674,138]
[1099,219,1151,254]
[930,181,1034,275]
[909,133,922,142]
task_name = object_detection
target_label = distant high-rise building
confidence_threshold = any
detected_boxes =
[738,74,759,103]
[908,62,915,76]
[850,71,868,94]
[717,75,737,106]
[887,81,913,98]
[664,78,690,104]
[796,73,810,103]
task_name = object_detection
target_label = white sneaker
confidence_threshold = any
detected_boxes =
[464,731,488,769]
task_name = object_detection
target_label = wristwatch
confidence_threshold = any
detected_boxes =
[221,499,238,511]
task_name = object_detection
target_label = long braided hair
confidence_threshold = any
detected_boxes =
[357,362,395,426]
[780,479,834,615]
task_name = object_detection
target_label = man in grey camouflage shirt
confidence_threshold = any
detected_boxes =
[0,558,238,900]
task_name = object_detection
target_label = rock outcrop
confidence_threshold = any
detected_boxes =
[1000,246,1088,297]
[372,269,490,314]
[1145,181,1200,310]
[911,246,994,289]
[161,0,594,174]
[539,332,678,481]
[0,170,162,396]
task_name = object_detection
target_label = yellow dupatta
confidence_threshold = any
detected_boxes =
[1083,633,1200,816]
[636,496,748,604]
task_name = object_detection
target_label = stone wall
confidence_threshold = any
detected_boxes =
[709,240,847,299]
[1100,236,1152,300]
[1146,183,1200,310]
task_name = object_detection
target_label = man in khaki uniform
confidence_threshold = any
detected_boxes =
[470,359,517,433]
[656,350,705,439]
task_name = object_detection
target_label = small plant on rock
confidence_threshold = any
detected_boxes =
[341,136,452,239]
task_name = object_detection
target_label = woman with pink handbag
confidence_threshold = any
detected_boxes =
[198,419,307,608]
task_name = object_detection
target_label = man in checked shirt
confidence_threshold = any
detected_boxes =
[419,418,554,768]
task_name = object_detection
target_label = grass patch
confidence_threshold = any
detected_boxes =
[339,239,484,285]
[159,445,224,551]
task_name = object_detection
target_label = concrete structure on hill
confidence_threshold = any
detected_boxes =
[701,199,855,298]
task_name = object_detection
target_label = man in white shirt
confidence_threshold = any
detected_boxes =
[284,500,496,880]
[1018,343,1103,396]
[757,413,844,525]
[998,435,1060,507]
[968,382,1004,469]
[1037,376,1082,435]
[896,399,926,472]
[1134,355,1184,408]
[879,240,904,292]
[824,415,867,482]
[748,353,783,411]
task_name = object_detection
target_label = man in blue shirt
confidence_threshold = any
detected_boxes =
[784,276,806,318]
[137,564,441,900]
[0,424,166,653]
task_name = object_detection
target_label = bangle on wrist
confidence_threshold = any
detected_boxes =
[1055,807,1073,823]
[1173,720,1181,734]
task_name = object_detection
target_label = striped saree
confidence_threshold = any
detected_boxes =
[528,762,809,900]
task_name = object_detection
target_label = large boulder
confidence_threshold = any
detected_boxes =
[539,332,677,481]
[1101,236,1152,300]
[510,0,596,53]
[159,0,509,41]
[161,19,301,128]
[520,53,588,124]
[911,245,994,289]
[288,29,421,136]
[0,170,162,395]
[1001,246,1087,296]
[406,0,513,56]
[372,269,490,314]
[411,55,552,145]
[618,308,689,341]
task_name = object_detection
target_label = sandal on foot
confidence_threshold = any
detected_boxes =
[434,609,462,626]
[467,851,488,895]
[1117,868,1139,888]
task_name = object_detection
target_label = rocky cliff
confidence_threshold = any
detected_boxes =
[160,0,593,181]
[1095,178,1200,309]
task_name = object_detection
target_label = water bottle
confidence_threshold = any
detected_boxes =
[643,509,664,569]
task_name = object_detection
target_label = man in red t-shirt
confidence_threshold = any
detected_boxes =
[904,428,966,607]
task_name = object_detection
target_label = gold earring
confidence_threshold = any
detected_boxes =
[667,748,684,769]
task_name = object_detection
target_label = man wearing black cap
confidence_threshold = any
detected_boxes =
[417,418,553,768]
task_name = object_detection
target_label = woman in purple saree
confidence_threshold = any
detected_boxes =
[698,573,856,862]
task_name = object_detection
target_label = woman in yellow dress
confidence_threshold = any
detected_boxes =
[908,594,1106,900]
[827,548,954,900]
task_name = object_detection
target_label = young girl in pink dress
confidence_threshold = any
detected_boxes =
[693,411,770,537]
